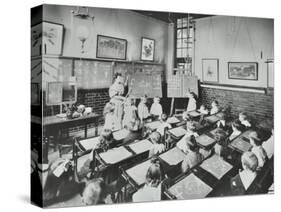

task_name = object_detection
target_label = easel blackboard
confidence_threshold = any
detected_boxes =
[168,75,199,115]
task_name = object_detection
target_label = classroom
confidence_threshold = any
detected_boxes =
[31,4,274,208]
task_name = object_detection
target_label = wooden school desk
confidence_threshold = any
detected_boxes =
[113,129,130,141]
[127,139,153,155]
[199,154,233,180]
[204,112,224,124]
[76,136,100,152]
[168,126,187,140]
[196,134,216,150]
[122,147,186,191]
[229,130,253,153]
[43,113,101,141]
[122,159,153,189]
[95,139,154,183]
[144,120,162,131]
[158,147,187,178]
[165,173,213,200]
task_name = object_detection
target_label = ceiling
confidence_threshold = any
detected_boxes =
[133,10,213,23]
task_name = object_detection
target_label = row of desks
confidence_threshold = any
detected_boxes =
[75,111,246,199]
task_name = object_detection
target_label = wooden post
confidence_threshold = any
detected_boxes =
[170,97,175,116]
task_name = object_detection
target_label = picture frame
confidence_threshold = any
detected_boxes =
[96,35,127,60]
[31,23,42,57]
[228,62,258,80]
[202,58,219,83]
[141,37,155,61]
[31,21,64,56]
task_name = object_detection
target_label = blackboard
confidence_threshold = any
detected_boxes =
[128,73,162,97]
[114,62,134,79]
[74,60,113,89]
[167,75,198,97]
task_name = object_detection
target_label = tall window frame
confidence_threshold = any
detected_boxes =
[175,17,194,75]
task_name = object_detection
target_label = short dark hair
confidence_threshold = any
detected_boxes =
[213,100,219,105]
[214,129,228,145]
[161,113,168,122]
[232,119,244,132]
[249,131,263,146]
[187,135,199,152]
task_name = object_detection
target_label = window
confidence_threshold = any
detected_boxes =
[175,17,194,75]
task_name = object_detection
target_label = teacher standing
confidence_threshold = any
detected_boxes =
[108,73,128,130]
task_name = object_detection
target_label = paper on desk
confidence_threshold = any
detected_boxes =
[159,147,186,165]
[205,115,220,123]
[167,117,180,124]
[188,111,201,117]
[128,139,153,154]
[79,136,100,150]
[200,154,233,179]
[99,146,133,164]
[169,127,187,138]
[145,121,161,130]
[168,173,212,199]
[231,137,252,153]
[126,160,152,186]
[113,129,130,141]
[196,134,216,147]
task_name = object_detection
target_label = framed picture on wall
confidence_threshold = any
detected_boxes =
[228,62,258,80]
[202,58,219,83]
[31,23,42,57]
[31,21,64,56]
[141,37,155,61]
[96,35,127,60]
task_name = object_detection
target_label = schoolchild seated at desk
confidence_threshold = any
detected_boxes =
[132,158,164,202]
[198,104,209,115]
[230,151,258,195]
[96,128,115,152]
[213,128,230,159]
[210,100,220,115]
[229,119,244,141]
[156,113,172,136]
[181,137,204,173]
[81,178,108,205]
[262,128,274,159]
[177,121,199,153]
[88,129,115,162]
[216,112,229,131]
[249,131,267,169]
[239,112,252,128]
[186,91,197,112]
[122,115,142,145]
[150,96,163,119]
[148,131,165,157]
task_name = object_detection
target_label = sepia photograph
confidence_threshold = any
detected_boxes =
[31,3,274,209]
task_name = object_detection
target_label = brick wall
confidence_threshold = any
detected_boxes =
[200,87,274,123]
[43,88,109,138]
